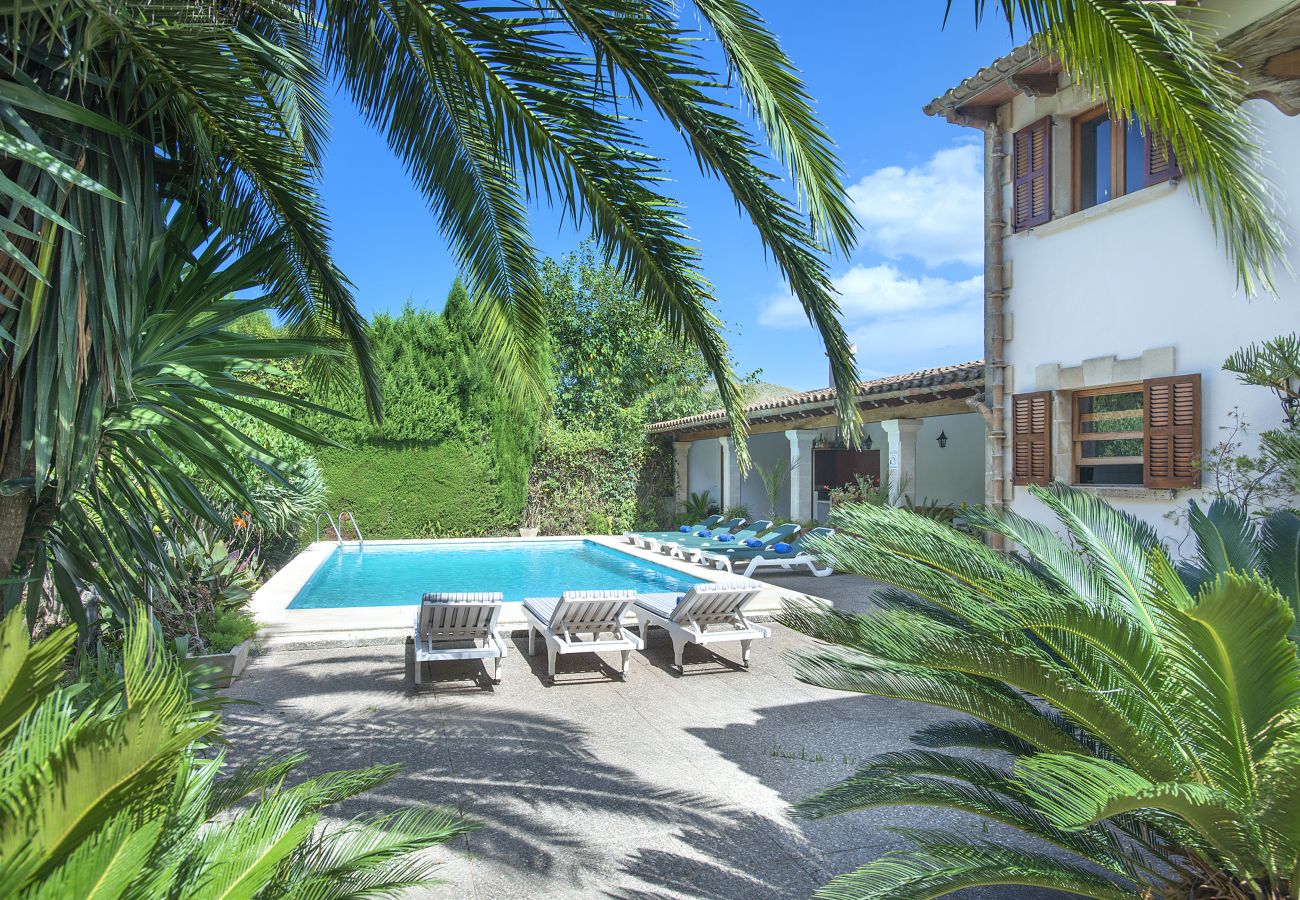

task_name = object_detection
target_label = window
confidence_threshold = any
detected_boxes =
[1073,386,1145,485]
[1073,107,1178,212]
[1013,375,1202,491]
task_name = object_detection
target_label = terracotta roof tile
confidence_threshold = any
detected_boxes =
[646,361,985,434]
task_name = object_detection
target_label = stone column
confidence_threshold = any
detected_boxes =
[880,418,923,506]
[672,441,692,509]
[717,436,740,510]
[786,430,818,521]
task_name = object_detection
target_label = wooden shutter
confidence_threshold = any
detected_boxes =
[1013,118,1052,231]
[1144,132,1179,185]
[1143,374,1200,488]
[1012,391,1052,486]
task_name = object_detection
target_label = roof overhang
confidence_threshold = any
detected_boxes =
[925,4,1300,125]
[647,362,986,439]
[1221,3,1300,116]
[922,44,1061,127]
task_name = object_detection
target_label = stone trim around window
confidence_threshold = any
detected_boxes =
[1030,347,1176,489]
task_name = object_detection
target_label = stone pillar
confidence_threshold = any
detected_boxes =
[786,430,818,521]
[672,441,692,509]
[880,418,923,506]
[717,436,740,510]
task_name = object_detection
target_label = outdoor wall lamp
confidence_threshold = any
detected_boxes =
[936,431,949,449]
[863,434,873,450]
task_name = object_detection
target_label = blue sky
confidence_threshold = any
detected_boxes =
[319,4,1016,391]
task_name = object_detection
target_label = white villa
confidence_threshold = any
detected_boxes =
[658,1,1300,539]
[922,0,1300,540]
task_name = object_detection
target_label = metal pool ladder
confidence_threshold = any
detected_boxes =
[315,510,364,546]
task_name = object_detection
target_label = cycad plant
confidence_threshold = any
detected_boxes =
[0,604,471,896]
[781,484,1300,899]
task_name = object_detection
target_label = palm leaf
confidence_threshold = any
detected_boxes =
[978,0,1287,293]
[1181,498,1261,595]
[1259,510,1300,644]
[0,608,75,740]
[813,831,1134,900]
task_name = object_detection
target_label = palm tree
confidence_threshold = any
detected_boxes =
[0,1,1285,609]
[781,485,1300,898]
[0,0,862,590]
[0,604,472,895]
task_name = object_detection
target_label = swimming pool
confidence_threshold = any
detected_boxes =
[287,539,706,609]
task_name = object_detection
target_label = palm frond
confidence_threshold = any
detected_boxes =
[983,0,1289,293]
[813,831,1134,900]
[1181,498,1261,595]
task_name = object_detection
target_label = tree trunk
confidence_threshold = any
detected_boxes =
[0,397,32,582]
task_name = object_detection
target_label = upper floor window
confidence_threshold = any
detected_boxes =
[1073,107,1178,211]
[1011,109,1179,231]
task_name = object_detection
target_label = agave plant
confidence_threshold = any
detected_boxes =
[0,605,471,896]
[781,484,1300,899]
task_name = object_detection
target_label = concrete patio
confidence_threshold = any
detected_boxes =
[223,574,1068,899]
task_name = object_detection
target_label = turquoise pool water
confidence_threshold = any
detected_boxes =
[288,539,705,609]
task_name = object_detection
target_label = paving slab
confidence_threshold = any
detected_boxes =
[223,571,1072,899]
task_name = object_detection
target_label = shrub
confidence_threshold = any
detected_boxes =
[528,424,673,535]
[0,605,472,895]
[203,606,259,653]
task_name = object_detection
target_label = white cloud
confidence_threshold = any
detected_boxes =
[757,263,983,377]
[758,263,981,328]
[847,142,983,269]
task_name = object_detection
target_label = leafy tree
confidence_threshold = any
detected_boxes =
[0,605,471,896]
[541,248,714,430]
[781,484,1300,899]
[530,250,721,533]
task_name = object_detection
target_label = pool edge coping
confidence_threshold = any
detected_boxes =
[251,535,816,651]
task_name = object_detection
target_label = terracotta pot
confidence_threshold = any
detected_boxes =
[192,638,252,689]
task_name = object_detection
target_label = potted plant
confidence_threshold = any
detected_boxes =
[190,606,258,688]
[162,520,263,688]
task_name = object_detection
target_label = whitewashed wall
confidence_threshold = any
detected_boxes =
[1001,92,1300,543]
[912,413,987,507]
[686,439,721,509]
[737,432,794,520]
[678,413,986,520]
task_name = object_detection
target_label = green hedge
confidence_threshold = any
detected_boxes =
[314,441,516,539]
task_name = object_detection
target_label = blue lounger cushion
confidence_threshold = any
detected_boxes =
[717,533,735,542]
[696,530,712,537]
[773,542,793,554]
[679,525,691,532]
[744,538,763,548]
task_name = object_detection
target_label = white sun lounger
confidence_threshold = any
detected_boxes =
[633,581,770,674]
[522,589,644,684]
[412,592,509,686]
[738,552,834,578]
